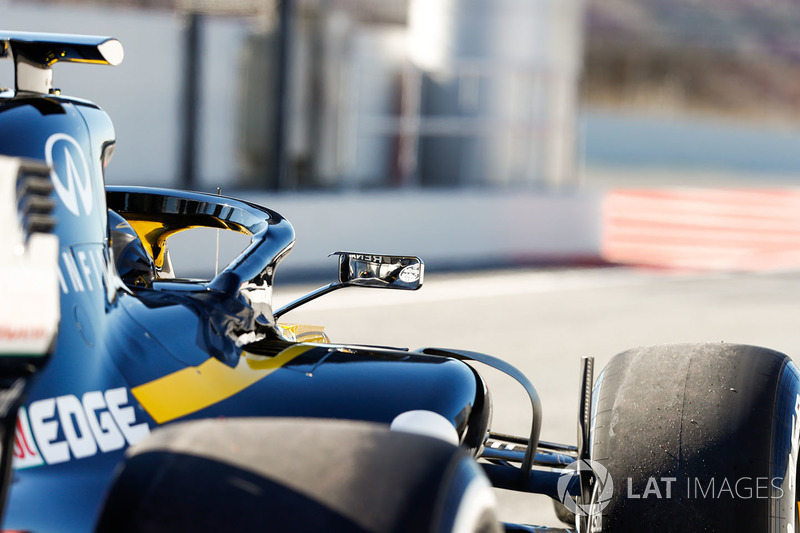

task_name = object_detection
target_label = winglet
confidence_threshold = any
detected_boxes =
[0,31,124,94]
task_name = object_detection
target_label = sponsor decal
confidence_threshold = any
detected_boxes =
[56,246,114,296]
[14,408,43,469]
[350,254,387,263]
[0,326,49,343]
[45,133,94,217]
[399,264,421,283]
[13,387,150,469]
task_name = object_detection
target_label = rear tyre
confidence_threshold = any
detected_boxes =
[96,417,502,533]
[590,343,800,532]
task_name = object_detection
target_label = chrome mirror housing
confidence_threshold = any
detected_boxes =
[334,252,423,291]
[273,252,424,320]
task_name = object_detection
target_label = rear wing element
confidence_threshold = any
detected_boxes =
[0,31,123,94]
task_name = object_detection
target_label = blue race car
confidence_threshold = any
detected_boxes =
[0,31,798,533]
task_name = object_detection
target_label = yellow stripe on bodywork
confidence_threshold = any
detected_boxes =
[131,344,312,424]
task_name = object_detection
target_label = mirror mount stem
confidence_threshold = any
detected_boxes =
[273,252,423,321]
[273,282,347,320]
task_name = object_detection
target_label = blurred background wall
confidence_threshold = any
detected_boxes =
[582,0,800,187]
[4,0,800,274]
[0,0,583,191]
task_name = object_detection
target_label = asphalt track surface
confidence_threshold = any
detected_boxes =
[273,266,800,528]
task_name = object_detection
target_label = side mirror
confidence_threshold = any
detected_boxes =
[334,252,423,290]
[273,252,424,320]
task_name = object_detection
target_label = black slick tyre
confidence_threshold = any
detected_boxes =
[589,343,800,532]
[96,417,502,533]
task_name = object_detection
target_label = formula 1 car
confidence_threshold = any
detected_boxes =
[0,31,799,533]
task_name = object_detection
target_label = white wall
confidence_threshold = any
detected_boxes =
[1,3,246,188]
[167,189,603,279]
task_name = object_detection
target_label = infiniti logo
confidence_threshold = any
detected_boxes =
[45,133,93,216]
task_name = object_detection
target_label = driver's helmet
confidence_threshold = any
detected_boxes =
[108,210,155,287]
